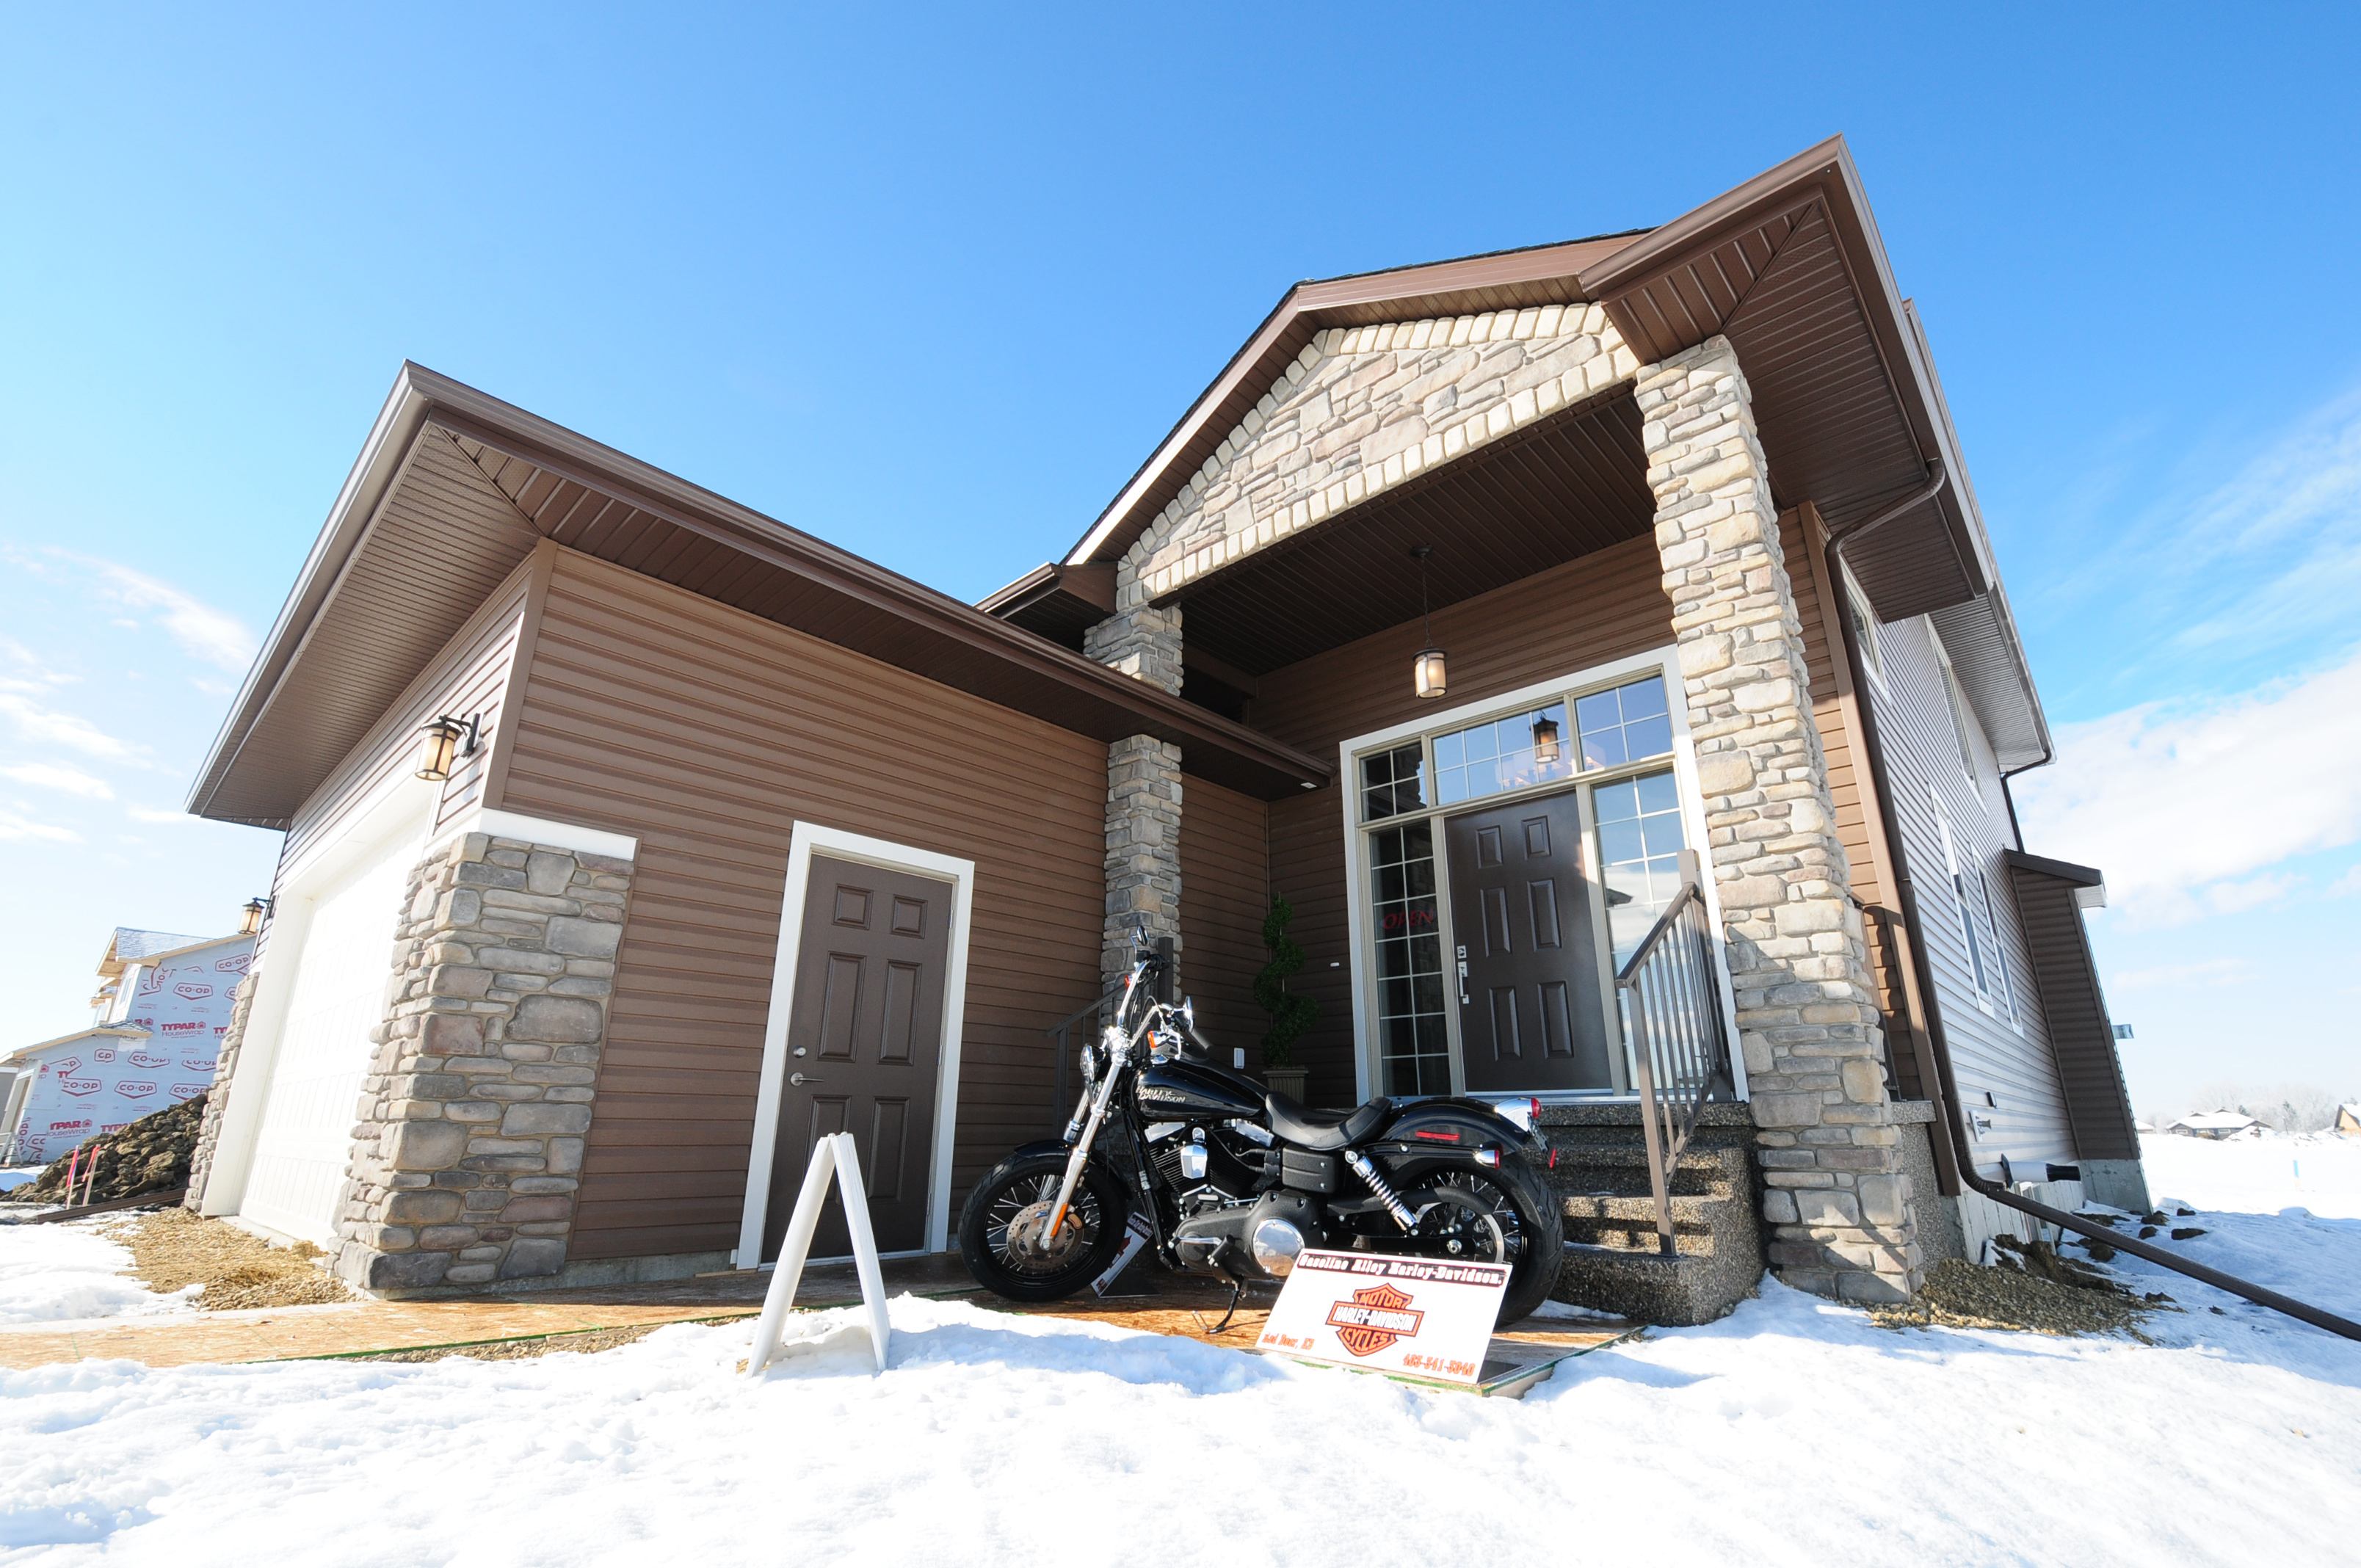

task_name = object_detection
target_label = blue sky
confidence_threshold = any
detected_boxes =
[3,4,2357,1114]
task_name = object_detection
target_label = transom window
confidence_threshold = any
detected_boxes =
[1374,673,1672,824]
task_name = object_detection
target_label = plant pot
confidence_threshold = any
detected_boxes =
[1263,1066,1309,1103]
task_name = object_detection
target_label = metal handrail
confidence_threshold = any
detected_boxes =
[1615,857,1735,1259]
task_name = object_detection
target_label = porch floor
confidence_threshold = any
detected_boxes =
[0,1250,1635,1390]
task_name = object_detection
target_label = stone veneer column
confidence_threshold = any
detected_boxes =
[1637,335,1922,1305]
[1084,605,1184,989]
[330,831,633,1291]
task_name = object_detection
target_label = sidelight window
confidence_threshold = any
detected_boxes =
[1369,821,1449,1096]
[1593,769,1688,966]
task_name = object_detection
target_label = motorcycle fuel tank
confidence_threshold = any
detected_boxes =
[1135,1059,1266,1121]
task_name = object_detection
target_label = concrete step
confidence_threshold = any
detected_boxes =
[1551,1240,1763,1328]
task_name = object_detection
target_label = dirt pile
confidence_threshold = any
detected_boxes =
[4,1092,207,1206]
[107,1206,352,1311]
[1876,1238,2175,1338]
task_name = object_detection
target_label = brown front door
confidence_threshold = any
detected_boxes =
[1444,791,1614,1092]
[763,852,953,1260]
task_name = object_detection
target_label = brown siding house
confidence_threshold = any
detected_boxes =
[184,134,2147,1309]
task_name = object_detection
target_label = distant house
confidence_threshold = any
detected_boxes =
[2335,1103,2361,1138]
[2166,1111,2261,1141]
[1,921,256,1165]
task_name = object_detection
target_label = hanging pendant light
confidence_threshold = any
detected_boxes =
[1531,712,1562,766]
[1410,545,1448,700]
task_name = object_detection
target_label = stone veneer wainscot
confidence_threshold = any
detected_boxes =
[330,832,633,1291]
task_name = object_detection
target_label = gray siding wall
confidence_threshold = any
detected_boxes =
[1864,614,2075,1171]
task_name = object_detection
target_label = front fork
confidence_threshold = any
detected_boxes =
[1042,1023,1134,1246]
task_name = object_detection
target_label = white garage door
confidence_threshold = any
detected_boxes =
[239,835,416,1244]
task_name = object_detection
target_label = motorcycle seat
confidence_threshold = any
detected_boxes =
[1265,1092,1392,1153]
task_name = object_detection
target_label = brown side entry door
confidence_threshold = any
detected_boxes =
[763,852,952,1260]
[1444,791,1614,1092]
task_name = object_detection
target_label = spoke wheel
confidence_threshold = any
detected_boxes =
[959,1151,1131,1303]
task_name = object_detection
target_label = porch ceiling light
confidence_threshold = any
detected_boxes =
[415,713,481,783]
[1531,713,1562,766]
[1410,545,1447,700]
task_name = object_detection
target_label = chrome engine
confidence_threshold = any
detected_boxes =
[1148,1119,1322,1281]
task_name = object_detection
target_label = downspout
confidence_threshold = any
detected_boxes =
[1828,469,2361,1343]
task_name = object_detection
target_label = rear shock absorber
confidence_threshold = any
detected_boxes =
[1343,1150,1416,1231]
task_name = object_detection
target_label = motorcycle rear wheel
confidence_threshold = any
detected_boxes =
[958,1151,1131,1302]
[1397,1155,1565,1326]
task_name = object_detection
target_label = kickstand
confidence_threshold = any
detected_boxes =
[1204,1280,1244,1335]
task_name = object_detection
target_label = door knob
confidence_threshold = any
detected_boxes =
[790,1072,824,1087]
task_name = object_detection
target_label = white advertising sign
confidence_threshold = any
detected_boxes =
[1257,1249,1509,1385]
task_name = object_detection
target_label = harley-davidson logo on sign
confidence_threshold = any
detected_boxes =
[1258,1249,1510,1386]
[1325,1282,1425,1357]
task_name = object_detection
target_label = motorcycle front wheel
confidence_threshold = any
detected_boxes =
[958,1150,1131,1302]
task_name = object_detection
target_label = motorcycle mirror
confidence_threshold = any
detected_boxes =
[1180,997,1195,1028]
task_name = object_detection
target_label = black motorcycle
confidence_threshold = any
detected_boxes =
[958,932,1565,1326]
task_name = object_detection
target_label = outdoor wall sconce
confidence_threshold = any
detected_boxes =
[1410,545,1448,700]
[414,714,481,783]
[1531,713,1562,766]
[239,896,272,936]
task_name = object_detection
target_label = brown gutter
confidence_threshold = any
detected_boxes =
[1827,470,2361,1342]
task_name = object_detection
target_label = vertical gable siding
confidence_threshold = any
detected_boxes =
[1244,535,1675,1103]
[1177,777,1270,1062]
[500,550,1106,1263]
[278,558,537,879]
[2007,868,2141,1161]
[1866,616,2074,1170]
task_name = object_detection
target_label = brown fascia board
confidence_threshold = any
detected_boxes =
[976,560,1114,618]
[190,366,1330,819]
[1062,231,1651,570]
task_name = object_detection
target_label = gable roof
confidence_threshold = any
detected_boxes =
[95,929,211,975]
[1043,137,2049,769]
[4,1026,149,1069]
[188,368,1332,826]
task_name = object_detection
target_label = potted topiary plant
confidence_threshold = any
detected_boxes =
[1254,892,1318,1102]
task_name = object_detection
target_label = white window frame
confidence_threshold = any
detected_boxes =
[1838,559,1887,692]
[1929,630,1983,790]
[736,821,976,1268]
[1929,787,2005,1021]
[1335,646,1742,1106]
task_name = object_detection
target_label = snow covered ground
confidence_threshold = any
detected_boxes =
[1,1136,2357,1566]
[0,1222,195,1327]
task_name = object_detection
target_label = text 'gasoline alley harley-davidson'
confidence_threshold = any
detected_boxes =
[958,933,1566,1327]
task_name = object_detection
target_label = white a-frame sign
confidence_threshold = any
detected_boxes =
[744,1132,892,1376]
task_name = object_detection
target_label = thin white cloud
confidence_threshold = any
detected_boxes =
[2111,958,2257,991]
[0,807,80,844]
[0,761,114,799]
[0,692,138,761]
[2056,385,2361,683]
[2016,645,2361,926]
[2328,863,2361,899]
[48,551,258,672]
[0,635,75,689]
[126,805,193,825]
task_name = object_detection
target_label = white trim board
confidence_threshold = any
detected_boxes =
[733,822,977,1268]
[1335,646,1746,1106]
[426,805,639,863]
[203,774,440,1220]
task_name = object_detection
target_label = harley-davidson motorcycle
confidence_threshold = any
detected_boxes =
[958,930,1565,1326]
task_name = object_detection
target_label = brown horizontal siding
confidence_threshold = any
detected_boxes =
[1779,511,1914,1092]
[2008,869,2141,1162]
[1178,777,1270,1067]
[278,556,535,881]
[1868,615,2073,1169]
[501,549,1106,1263]
[1242,536,1675,1105]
